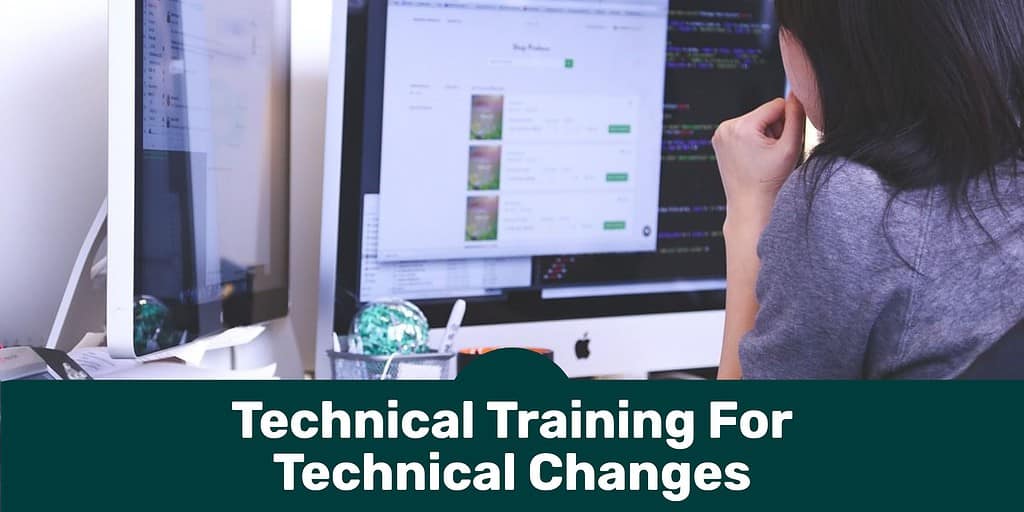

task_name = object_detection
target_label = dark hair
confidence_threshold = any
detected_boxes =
[775,0,1024,242]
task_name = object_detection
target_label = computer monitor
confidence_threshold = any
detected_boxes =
[317,0,786,378]
[107,0,291,359]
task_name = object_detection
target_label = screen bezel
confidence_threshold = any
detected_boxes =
[334,0,782,333]
[108,0,291,359]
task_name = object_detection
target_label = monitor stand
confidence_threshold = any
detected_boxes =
[48,198,267,366]
[47,199,108,352]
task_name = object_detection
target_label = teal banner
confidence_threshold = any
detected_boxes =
[2,350,1021,511]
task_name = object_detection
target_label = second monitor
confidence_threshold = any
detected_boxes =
[107,0,291,359]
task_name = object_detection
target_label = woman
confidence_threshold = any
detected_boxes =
[714,0,1024,379]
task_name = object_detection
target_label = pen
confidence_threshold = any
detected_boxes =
[440,300,467,354]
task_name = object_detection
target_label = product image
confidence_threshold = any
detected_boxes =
[470,95,504,140]
[465,196,500,241]
[468,145,502,190]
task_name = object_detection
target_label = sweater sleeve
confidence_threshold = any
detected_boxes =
[739,163,922,380]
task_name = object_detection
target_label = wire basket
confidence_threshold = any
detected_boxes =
[327,347,456,380]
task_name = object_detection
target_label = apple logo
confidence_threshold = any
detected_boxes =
[574,332,591,360]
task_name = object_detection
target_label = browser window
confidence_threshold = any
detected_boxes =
[375,0,670,262]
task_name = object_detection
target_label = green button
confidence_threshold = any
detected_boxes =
[608,124,631,134]
[603,221,627,230]
[564,58,574,69]
[606,173,629,182]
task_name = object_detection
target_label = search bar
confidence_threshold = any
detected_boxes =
[471,0,667,13]
[488,57,569,69]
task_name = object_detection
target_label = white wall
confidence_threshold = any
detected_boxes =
[0,0,332,376]
[0,0,109,347]
[236,0,333,376]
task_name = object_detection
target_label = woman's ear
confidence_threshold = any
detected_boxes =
[779,29,823,131]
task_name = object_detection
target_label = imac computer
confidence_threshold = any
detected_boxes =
[108,0,291,359]
[317,0,786,378]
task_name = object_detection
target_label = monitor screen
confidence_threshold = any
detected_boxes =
[336,0,786,333]
[133,0,290,356]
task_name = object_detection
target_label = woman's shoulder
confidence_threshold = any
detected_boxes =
[771,157,894,238]
[777,157,891,214]
[764,157,930,268]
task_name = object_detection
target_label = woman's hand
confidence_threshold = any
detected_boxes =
[713,95,805,380]
[713,95,806,234]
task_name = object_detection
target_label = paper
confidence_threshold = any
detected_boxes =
[101,362,278,380]
[69,347,278,380]
[69,347,141,378]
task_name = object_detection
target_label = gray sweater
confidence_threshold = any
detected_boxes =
[740,159,1024,379]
